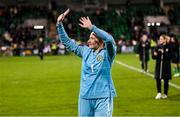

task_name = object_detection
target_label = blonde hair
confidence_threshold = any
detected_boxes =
[160,34,170,42]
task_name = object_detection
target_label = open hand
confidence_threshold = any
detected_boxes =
[57,9,70,22]
[79,17,92,30]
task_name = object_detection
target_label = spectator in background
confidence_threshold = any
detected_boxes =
[150,37,157,55]
[117,35,125,53]
[38,37,44,60]
[57,42,65,55]
[170,35,180,77]
[152,35,172,99]
[117,39,124,53]
[138,34,150,72]
[51,41,58,55]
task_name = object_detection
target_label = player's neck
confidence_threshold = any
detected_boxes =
[95,45,104,53]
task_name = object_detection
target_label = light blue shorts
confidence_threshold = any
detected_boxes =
[78,97,113,117]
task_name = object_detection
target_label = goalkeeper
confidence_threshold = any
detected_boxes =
[56,9,117,116]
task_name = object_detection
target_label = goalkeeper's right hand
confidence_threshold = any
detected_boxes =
[57,8,70,23]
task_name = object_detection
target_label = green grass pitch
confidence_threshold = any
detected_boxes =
[0,54,180,116]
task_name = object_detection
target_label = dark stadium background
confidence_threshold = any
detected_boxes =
[0,0,180,116]
[0,0,180,56]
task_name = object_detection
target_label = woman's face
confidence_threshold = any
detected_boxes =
[142,35,148,42]
[159,36,166,44]
[87,33,103,49]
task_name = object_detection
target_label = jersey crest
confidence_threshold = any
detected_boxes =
[97,55,103,62]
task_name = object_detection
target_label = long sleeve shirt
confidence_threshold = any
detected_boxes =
[57,23,117,99]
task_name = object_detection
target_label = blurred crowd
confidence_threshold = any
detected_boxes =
[0,2,179,56]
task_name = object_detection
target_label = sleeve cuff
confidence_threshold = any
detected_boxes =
[90,25,95,31]
[56,21,62,27]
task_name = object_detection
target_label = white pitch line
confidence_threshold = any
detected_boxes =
[115,60,180,90]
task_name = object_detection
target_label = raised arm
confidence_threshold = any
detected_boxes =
[79,17,116,61]
[79,17,115,44]
[56,9,85,58]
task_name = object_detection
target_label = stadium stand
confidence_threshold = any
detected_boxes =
[0,0,179,56]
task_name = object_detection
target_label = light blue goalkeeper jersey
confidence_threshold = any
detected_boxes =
[57,23,117,99]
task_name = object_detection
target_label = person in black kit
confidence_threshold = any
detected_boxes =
[170,35,180,77]
[38,37,44,60]
[152,35,172,99]
[138,34,150,72]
